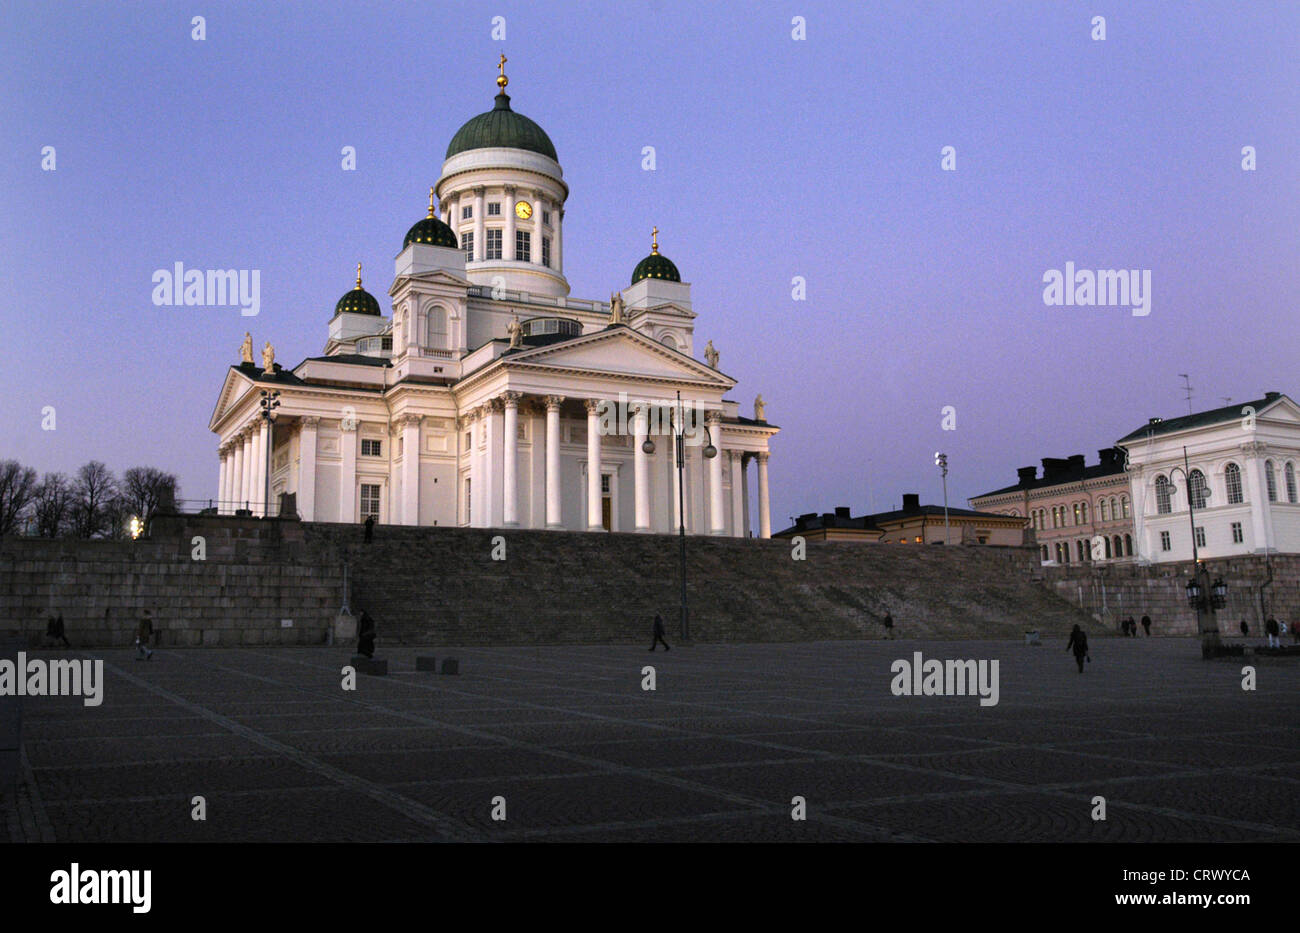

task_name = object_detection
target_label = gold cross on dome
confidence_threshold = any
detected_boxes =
[651,226,659,254]
[355,262,362,288]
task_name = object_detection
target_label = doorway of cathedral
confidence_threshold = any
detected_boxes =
[601,474,612,530]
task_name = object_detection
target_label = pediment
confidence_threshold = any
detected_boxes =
[506,327,730,385]
[208,367,256,433]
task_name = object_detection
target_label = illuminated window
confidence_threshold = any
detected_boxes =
[1265,460,1277,501]
[485,229,503,260]
[1155,475,1172,514]
[1225,462,1243,503]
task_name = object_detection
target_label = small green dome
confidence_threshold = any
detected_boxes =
[631,251,681,285]
[403,215,458,250]
[335,264,382,316]
[446,92,557,162]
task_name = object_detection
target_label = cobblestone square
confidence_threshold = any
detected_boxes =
[4,637,1297,843]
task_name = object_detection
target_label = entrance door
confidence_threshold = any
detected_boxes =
[601,474,612,530]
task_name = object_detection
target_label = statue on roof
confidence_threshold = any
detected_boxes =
[507,314,523,349]
[704,340,719,369]
[262,341,275,374]
[609,292,624,325]
[240,332,253,364]
[754,394,766,421]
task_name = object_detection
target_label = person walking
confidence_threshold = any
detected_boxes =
[363,515,375,543]
[1239,619,1248,638]
[1265,616,1280,649]
[649,614,670,652]
[882,611,895,638]
[45,613,71,648]
[1140,615,1151,637]
[1066,624,1089,674]
[357,610,377,659]
[135,609,154,660]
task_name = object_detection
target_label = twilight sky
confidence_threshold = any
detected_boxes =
[1,0,1297,526]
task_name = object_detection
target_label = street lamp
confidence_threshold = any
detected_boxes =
[128,515,143,540]
[259,389,281,518]
[1167,445,1224,655]
[640,390,716,642]
[935,451,950,545]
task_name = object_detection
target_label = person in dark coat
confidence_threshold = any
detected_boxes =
[1066,624,1089,673]
[1239,619,1249,637]
[46,614,70,648]
[363,515,375,543]
[649,614,670,651]
[882,612,895,638]
[357,610,377,658]
[1140,615,1151,637]
[135,610,154,660]
[1265,616,1280,649]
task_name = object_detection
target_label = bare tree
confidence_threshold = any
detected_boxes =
[121,466,180,528]
[0,460,38,536]
[70,461,119,538]
[31,472,73,537]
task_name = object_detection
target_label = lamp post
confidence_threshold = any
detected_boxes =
[935,451,950,545]
[641,390,716,643]
[259,389,281,518]
[1167,445,1225,656]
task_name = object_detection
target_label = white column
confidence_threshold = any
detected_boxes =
[484,399,502,526]
[730,450,745,537]
[707,412,725,535]
[633,404,650,532]
[585,398,603,531]
[670,432,682,532]
[216,448,227,514]
[401,415,421,525]
[298,418,318,521]
[554,207,563,273]
[740,451,750,536]
[339,420,358,523]
[249,422,265,516]
[757,451,772,539]
[502,393,521,526]
[544,396,564,528]
[235,430,250,511]
[504,186,517,261]
[473,187,485,261]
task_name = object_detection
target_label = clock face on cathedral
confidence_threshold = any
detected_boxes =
[208,55,777,537]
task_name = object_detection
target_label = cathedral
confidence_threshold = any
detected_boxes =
[208,57,778,536]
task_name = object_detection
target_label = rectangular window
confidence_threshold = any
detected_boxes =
[1160,531,1171,551]
[1194,526,1206,548]
[465,478,471,523]
[541,236,551,268]
[462,230,474,261]
[1231,521,1243,544]
[360,484,380,522]
[381,337,392,351]
[515,230,530,262]
[461,205,472,219]
[600,474,610,494]
[485,229,503,260]
[361,439,382,457]
[487,202,501,216]
[542,210,551,226]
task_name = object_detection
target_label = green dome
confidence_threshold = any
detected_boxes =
[446,92,557,162]
[631,250,681,285]
[335,284,381,316]
[403,215,458,249]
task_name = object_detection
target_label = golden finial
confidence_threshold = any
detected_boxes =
[496,53,508,93]
[651,226,660,255]
[355,262,362,289]
[427,186,436,218]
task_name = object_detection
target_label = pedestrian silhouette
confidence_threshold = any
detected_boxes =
[1239,619,1248,637]
[1265,616,1280,649]
[357,610,377,658]
[1141,615,1151,637]
[135,610,154,660]
[1066,624,1089,673]
[882,612,895,638]
[46,613,70,648]
[649,614,670,651]
[364,515,375,543]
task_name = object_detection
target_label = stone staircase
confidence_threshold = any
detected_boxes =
[304,524,1098,646]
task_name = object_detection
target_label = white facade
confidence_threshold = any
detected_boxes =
[208,71,777,536]
[1121,392,1300,562]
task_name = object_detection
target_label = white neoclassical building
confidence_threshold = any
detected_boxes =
[1119,391,1300,562]
[207,58,778,536]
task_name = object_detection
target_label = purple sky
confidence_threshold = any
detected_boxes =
[2,1,1297,526]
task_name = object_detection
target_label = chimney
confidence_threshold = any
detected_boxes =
[1068,454,1085,474]
[1264,391,1281,401]
[902,493,920,512]
[1041,457,1070,482]
[834,506,851,519]
[1016,466,1037,485]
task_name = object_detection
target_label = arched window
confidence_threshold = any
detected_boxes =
[1100,498,1110,522]
[1286,462,1297,503]
[1109,496,1118,519]
[1080,502,1089,523]
[1103,536,1112,558]
[1189,469,1208,509]
[426,307,447,348]
[1113,534,1123,557]
[1265,460,1277,501]
[660,334,678,351]
[1155,475,1172,514]
[1124,533,1132,556]
[1073,503,1080,525]
[1077,540,1086,561]
[1224,462,1243,504]
[1121,497,1129,519]
[1040,544,1048,562]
